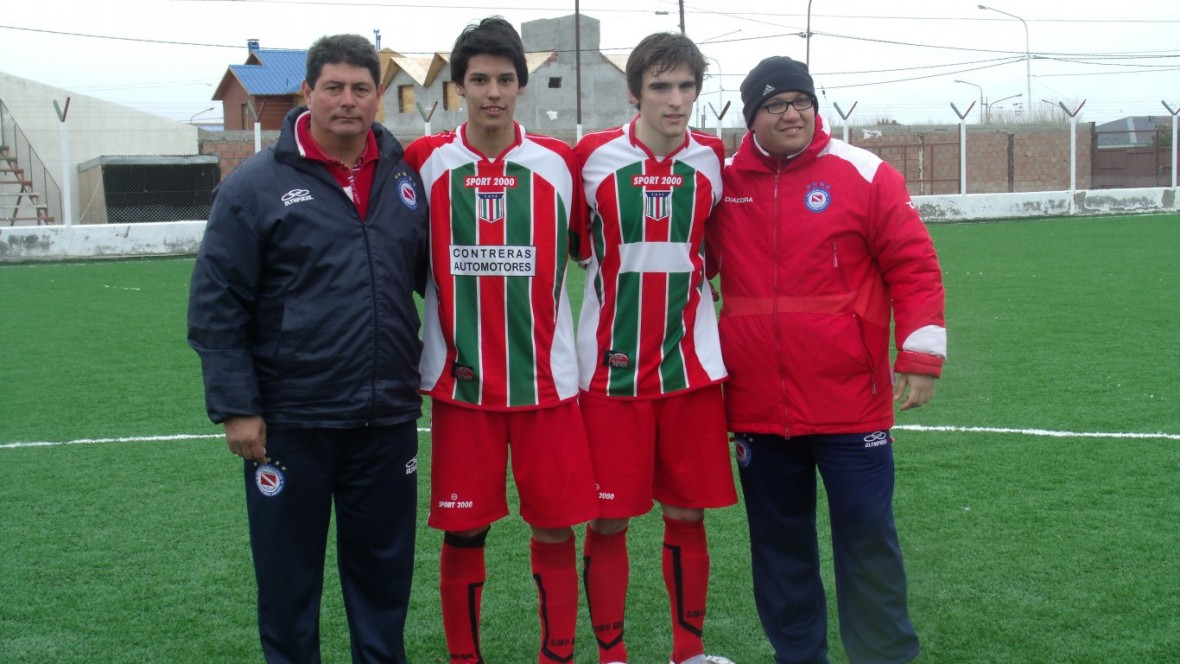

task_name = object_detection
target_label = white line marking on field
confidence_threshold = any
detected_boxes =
[1,426,1176,450]
[894,424,1180,440]
[0,429,434,450]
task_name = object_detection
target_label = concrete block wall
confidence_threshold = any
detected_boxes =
[3,189,1174,262]
[198,130,279,180]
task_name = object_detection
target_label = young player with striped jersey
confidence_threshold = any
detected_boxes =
[404,16,598,664]
[572,32,737,664]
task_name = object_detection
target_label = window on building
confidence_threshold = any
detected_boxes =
[444,81,461,111]
[398,85,416,114]
[548,77,563,89]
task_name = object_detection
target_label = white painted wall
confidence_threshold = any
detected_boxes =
[0,188,1176,262]
[0,71,201,226]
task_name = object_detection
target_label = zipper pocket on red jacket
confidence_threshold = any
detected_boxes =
[852,313,878,395]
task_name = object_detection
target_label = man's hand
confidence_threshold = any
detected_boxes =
[894,373,936,411]
[224,415,267,463]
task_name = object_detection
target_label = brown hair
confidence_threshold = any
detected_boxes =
[625,32,706,103]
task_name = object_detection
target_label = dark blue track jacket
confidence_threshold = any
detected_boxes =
[188,107,429,429]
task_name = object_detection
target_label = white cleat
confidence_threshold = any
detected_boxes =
[672,656,736,664]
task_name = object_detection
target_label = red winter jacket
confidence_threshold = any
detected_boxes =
[707,115,946,437]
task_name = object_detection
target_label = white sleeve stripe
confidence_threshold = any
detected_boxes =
[902,325,947,359]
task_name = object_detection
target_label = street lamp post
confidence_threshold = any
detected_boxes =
[189,107,215,124]
[986,93,1022,123]
[806,0,815,65]
[978,5,1030,112]
[954,80,985,124]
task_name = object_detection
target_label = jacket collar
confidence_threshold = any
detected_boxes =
[734,112,831,173]
[275,106,404,166]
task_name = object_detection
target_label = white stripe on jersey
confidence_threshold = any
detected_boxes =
[617,241,695,273]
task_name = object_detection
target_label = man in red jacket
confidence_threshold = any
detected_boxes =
[707,56,946,664]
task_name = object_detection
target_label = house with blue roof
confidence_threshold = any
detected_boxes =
[210,15,632,141]
[212,40,306,131]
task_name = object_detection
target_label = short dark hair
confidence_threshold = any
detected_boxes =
[625,32,706,102]
[306,34,381,89]
[450,17,528,88]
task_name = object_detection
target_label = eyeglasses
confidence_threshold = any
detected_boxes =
[760,98,815,115]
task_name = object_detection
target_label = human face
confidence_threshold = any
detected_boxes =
[750,91,816,159]
[301,62,380,154]
[457,54,522,138]
[630,63,698,155]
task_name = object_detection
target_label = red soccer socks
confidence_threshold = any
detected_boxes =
[663,516,709,664]
[531,536,580,663]
[440,538,487,663]
[583,526,630,663]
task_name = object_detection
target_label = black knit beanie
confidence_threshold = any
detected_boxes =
[740,56,816,129]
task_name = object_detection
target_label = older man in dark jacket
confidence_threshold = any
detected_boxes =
[188,33,428,664]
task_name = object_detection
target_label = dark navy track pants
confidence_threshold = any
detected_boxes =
[243,421,419,664]
[734,431,919,664]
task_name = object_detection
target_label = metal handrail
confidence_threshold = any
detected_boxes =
[0,98,62,225]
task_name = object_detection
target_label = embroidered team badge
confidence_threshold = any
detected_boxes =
[644,190,672,221]
[478,192,505,223]
[804,182,832,213]
[396,176,419,210]
[254,459,288,497]
[734,434,752,468]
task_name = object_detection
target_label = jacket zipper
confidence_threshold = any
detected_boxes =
[358,164,381,425]
[771,164,791,435]
[834,241,878,395]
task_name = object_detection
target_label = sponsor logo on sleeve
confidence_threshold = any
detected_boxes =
[281,189,314,207]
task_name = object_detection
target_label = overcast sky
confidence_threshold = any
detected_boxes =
[2,0,1178,127]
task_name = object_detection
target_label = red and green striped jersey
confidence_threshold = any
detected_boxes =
[406,123,584,410]
[572,119,727,399]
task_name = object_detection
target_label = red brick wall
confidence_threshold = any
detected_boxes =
[199,131,280,180]
[201,122,1095,193]
[774,122,1095,195]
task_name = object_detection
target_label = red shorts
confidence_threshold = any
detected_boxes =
[428,399,599,531]
[580,384,738,519]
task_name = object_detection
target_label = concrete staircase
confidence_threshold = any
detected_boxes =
[1,144,54,225]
